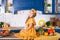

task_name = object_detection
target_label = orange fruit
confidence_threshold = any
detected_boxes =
[44,32,48,36]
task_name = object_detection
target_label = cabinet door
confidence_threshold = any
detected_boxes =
[44,0,52,13]
[56,0,60,13]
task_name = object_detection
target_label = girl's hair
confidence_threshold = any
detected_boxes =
[25,9,36,23]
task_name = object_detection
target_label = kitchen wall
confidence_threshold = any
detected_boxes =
[0,10,56,28]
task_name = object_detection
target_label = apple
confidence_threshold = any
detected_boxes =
[48,29,55,34]
[3,30,6,33]
[5,31,9,34]
[0,32,4,34]
[2,30,10,36]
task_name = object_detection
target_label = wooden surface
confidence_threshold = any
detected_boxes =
[0,27,23,30]
[34,33,60,40]
[0,27,60,40]
[0,33,59,40]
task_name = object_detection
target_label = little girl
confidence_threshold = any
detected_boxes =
[14,9,39,39]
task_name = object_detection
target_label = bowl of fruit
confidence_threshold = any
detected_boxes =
[0,30,10,37]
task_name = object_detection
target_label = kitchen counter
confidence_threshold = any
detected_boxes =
[0,27,23,30]
[0,27,60,33]
[0,33,59,40]
[34,33,60,40]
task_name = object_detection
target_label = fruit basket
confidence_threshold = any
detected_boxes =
[0,30,11,37]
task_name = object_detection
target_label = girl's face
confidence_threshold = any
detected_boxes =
[29,10,34,18]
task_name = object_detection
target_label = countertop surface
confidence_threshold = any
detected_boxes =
[0,27,23,30]
[35,33,60,40]
[0,33,59,40]
[0,27,60,30]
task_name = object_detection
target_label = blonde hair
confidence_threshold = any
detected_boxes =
[31,9,36,13]
[30,9,36,17]
[25,9,36,23]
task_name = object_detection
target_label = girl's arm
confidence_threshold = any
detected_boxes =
[21,23,33,31]
[26,22,34,30]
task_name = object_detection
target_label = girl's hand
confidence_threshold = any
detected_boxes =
[21,29,24,32]
[25,28,29,31]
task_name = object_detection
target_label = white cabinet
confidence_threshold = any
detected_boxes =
[44,0,52,13]
[56,0,60,13]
